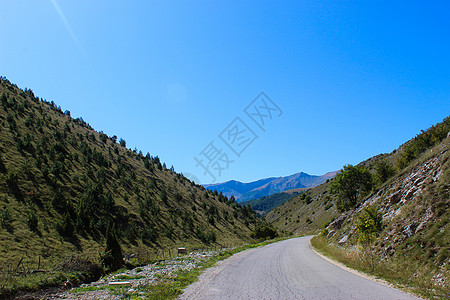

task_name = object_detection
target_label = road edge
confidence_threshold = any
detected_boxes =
[308,236,423,299]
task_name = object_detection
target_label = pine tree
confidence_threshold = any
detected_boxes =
[101,223,123,271]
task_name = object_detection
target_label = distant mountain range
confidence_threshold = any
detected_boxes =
[204,171,337,202]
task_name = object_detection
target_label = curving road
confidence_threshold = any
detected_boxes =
[179,236,419,300]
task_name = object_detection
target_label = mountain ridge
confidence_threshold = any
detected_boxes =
[204,171,336,202]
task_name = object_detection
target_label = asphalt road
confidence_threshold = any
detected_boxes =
[179,236,419,300]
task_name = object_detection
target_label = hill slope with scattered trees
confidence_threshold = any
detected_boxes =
[0,77,260,296]
[266,116,450,298]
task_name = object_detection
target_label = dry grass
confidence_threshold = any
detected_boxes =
[311,235,449,299]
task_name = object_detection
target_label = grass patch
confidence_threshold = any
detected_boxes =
[114,274,145,280]
[71,285,109,293]
[0,271,67,296]
[311,235,449,299]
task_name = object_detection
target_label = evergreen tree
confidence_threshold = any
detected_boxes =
[119,138,126,148]
[101,223,123,271]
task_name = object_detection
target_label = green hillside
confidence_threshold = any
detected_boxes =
[265,179,338,234]
[266,116,450,298]
[241,191,301,215]
[0,77,259,297]
[267,117,450,233]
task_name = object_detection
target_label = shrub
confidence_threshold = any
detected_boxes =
[57,213,75,238]
[141,226,158,244]
[251,224,278,240]
[164,224,174,238]
[304,195,312,205]
[374,160,395,185]
[396,116,450,169]
[124,221,139,243]
[0,206,13,232]
[356,206,383,244]
[26,210,39,232]
[99,131,108,144]
[0,153,5,173]
[196,227,217,244]
[58,256,103,281]
[100,225,123,271]
[5,171,21,200]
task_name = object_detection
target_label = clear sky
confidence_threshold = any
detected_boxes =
[1,1,449,184]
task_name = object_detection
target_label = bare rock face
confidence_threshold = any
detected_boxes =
[338,235,348,244]
[415,208,434,234]
[404,187,417,201]
[385,245,395,256]
[403,224,416,238]
[389,191,402,204]
[327,230,336,239]
[330,215,346,230]
[415,221,427,233]
[433,169,443,182]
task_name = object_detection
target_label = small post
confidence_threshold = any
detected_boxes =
[37,256,41,270]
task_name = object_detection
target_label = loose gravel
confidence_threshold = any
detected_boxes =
[19,250,223,300]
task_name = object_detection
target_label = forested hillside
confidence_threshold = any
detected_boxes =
[241,191,301,215]
[0,77,259,296]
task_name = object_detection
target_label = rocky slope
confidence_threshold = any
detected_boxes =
[267,116,449,297]
[326,138,448,288]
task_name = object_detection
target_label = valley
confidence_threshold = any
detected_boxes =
[0,77,448,299]
[1,2,449,299]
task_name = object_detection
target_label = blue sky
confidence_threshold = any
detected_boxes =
[1,1,449,184]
